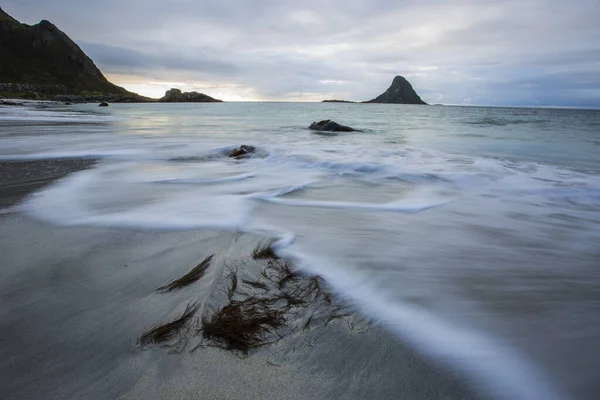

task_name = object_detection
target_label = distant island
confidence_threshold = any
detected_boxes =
[322,75,427,105]
[159,88,222,103]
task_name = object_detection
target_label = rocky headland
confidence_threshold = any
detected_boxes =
[0,7,150,102]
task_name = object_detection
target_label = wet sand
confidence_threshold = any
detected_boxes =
[0,158,95,208]
[0,159,479,400]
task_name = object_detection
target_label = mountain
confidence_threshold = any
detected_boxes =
[364,75,427,105]
[159,88,222,103]
[0,7,145,101]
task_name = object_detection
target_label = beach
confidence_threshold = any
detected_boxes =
[0,158,95,208]
[1,102,599,399]
[0,157,476,400]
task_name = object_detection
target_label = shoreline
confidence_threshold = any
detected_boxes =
[0,157,479,400]
[0,158,96,209]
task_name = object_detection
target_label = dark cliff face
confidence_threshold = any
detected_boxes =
[364,76,427,105]
[0,7,127,94]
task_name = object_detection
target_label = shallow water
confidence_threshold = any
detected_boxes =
[1,102,599,399]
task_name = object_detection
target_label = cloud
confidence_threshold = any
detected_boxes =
[80,42,239,76]
[3,0,600,106]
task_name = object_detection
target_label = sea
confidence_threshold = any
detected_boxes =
[0,102,599,400]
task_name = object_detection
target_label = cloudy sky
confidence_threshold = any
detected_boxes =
[4,0,600,106]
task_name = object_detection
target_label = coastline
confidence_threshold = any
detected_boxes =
[0,157,479,400]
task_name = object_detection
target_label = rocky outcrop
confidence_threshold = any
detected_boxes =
[0,99,24,106]
[322,100,356,103]
[364,75,426,105]
[98,101,109,107]
[309,120,359,132]
[228,145,256,159]
[159,88,223,103]
[0,7,148,101]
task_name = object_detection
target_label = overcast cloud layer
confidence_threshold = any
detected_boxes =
[5,0,600,106]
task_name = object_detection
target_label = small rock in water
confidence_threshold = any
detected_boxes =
[0,99,24,106]
[228,145,256,159]
[99,101,109,107]
[309,119,358,132]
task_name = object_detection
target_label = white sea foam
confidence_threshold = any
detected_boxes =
[249,196,450,213]
[154,172,257,185]
[281,250,565,400]
[0,106,121,123]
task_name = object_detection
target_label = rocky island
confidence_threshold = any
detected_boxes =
[159,88,222,103]
[364,75,427,104]
[322,75,427,105]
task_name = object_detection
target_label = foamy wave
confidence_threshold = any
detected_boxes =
[154,172,257,185]
[0,107,121,124]
[282,251,564,400]
[249,196,449,213]
[21,170,251,230]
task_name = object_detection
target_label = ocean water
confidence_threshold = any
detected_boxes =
[1,102,599,399]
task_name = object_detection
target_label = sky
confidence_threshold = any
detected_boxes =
[4,0,600,106]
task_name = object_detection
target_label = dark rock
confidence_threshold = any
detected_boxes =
[322,100,356,103]
[364,75,427,105]
[309,120,359,132]
[99,101,109,107]
[228,145,256,159]
[0,99,24,106]
[159,88,223,103]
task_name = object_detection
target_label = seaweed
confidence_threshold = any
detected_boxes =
[199,253,351,356]
[157,255,213,292]
[242,279,270,291]
[201,299,285,357]
[227,271,238,300]
[143,242,363,357]
[139,303,198,347]
[251,243,280,260]
[276,261,300,289]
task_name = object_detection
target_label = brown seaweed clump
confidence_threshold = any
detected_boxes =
[157,255,213,292]
[138,303,198,347]
[201,298,286,357]
[142,242,365,356]
[251,242,280,260]
[198,243,350,356]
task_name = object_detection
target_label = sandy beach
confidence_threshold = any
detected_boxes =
[0,158,95,208]
[0,158,477,400]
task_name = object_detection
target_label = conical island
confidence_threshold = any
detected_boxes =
[364,75,427,104]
